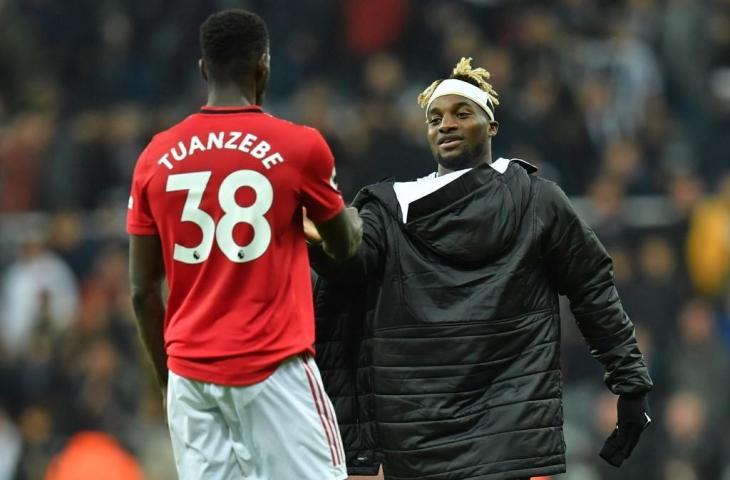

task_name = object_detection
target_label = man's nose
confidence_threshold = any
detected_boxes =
[438,114,457,132]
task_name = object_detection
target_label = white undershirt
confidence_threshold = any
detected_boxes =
[392,158,512,223]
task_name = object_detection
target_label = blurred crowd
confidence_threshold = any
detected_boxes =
[1,0,729,478]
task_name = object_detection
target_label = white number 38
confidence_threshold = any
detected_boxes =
[165,170,273,264]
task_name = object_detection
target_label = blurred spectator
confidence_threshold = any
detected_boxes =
[584,175,628,243]
[0,233,78,356]
[629,235,688,346]
[0,408,21,480]
[343,0,410,56]
[67,336,140,437]
[667,299,730,420]
[44,431,143,480]
[42,111,119,210]
[16,404,58,480]
[569,13,663,145]
[600,140,655,194]
[661,391,726,478]
[660,0,708,122]
[686,172,730,297]
[665,169,704,245]
[46,212,100,280]
[0,113,56,212]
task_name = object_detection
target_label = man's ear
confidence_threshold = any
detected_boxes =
[256,51,270,82]
[488,121,499,137]
[254,50,271,104]
[199,58,208,82]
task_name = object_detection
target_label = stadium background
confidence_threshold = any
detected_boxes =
[1,0,729,478]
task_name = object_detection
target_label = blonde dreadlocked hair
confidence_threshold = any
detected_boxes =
[417,57,500,111]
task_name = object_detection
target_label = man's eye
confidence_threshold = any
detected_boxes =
[428,118,441,126]
[456,112,471,118]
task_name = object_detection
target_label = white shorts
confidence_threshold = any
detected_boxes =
[166,355,347,480]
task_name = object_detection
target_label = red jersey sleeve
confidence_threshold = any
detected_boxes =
[126,147,158,235]
[301,130,345,223]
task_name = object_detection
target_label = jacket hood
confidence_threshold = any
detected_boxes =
[355,159,536,264]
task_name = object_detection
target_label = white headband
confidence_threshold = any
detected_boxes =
[425,79,495,121]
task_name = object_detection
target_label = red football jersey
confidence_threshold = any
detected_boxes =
[127,105,344,385]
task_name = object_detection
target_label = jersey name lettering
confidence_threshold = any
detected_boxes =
[158,131,285,171]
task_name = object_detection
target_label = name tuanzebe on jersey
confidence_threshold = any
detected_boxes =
[157,131,286,171]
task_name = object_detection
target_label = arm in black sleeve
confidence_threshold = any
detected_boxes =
[309,200,386,285]
[538,180,652,395]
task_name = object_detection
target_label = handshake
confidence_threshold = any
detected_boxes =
[600,394,652,467]
[302,206,362,262]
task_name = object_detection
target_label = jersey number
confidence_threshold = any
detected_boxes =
[165,170,273,264]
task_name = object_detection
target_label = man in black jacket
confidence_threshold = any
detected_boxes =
[305,58,653,480]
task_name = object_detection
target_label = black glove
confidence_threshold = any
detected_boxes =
[599,394,651,467]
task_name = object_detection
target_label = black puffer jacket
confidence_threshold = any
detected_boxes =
[311,161,652,480]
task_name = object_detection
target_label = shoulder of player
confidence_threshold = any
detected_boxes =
[531,176,567,201]
[352,181,397,211]
[530,176,580,228]
[133,132,164,168]
[132,127,176,178]
[272,119,332,163]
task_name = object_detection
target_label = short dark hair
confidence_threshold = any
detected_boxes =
[199,9,269,82]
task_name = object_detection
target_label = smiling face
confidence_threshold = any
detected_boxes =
[426,94,498,174]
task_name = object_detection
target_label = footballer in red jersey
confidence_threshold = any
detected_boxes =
[128,107,346,385]
[127,10,361,480]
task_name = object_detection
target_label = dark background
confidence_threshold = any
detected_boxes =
[1,0,729,478]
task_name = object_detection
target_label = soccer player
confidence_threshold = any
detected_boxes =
[306,58,653,479]
[127,10,360,479]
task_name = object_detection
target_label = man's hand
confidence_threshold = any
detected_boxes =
[321,207,361,261]
[305,206,362,261]
[600,394,651,467]
[303,208,322,244]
